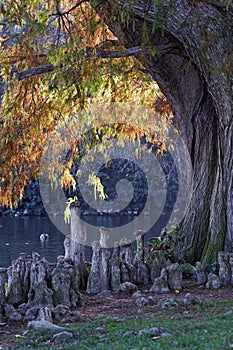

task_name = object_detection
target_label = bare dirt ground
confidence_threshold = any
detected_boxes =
[1,281,233,348]
[78,281,233,318]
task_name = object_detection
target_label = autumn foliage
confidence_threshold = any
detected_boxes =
[0,0,171,208]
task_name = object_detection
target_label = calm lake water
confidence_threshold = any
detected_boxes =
[0,216,65,267]
[0,214,168,268]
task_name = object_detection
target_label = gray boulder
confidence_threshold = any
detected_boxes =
[135,297,149,307]
[52,304,80,323]
[206,273,221,289]
[157,298,178,310]
[28,320,65,331]
[149,268,169,293]
[52,331,74,344]
[138,327,171,338]
[182,293,201,306]
[119,282,138,293]
[131,291,143,299]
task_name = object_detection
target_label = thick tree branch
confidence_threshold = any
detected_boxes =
[17,45,146,80]
[17,65,56,80]
[95,45,145,58]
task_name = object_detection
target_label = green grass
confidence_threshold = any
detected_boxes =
[13,300,233,350]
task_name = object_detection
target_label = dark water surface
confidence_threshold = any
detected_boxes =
[0,214,167,268]
[0,216,66,267]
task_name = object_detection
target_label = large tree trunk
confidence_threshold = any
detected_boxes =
[95,0,233,264]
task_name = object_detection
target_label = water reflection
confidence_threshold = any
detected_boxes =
[0,216,65,267]
[0,214,166,268]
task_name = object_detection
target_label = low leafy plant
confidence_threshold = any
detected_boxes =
[149,225,177,257]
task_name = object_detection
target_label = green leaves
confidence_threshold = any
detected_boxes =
[37,11,48,24]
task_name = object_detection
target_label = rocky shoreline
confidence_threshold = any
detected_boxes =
[0,220,232,327]
[0,208,232,349]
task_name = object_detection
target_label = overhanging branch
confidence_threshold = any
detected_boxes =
[17,45,147,80]
[17,65,56,80]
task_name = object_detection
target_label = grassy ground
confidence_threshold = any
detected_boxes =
[11,299,233,350]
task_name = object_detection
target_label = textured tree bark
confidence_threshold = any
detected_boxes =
[95,0,233,264]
